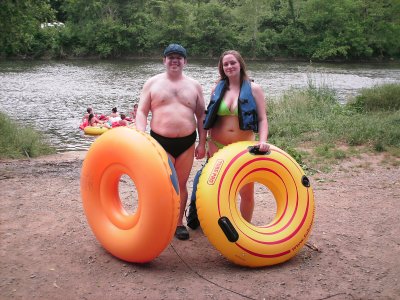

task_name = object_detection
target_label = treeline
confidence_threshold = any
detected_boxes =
[1,0,399,61]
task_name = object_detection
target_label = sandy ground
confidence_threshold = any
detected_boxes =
[1,150,400,300]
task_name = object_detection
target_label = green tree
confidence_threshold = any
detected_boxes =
[1,0,399,60]
[233,0,270,57]
[360,0,400,58]
[61,0,155,57]
[189,1,238,57]
[149,0,192,51]
[50,0,67,22]
[300,0,371,60]
[0,0,55,57]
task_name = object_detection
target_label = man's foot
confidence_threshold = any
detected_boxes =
[186,204,200,230]
[175,226,189,240]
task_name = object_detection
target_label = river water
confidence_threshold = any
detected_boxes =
[0,59,399,152]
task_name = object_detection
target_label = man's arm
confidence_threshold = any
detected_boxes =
[194,82,207,159]
[136,79,152,132]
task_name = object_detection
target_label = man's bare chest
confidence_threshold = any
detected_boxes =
[151,85,196,107]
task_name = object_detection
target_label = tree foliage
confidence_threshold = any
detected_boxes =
[0,0,55,57]
[1,0,399,60]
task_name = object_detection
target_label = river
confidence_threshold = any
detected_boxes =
[0,59,399,152]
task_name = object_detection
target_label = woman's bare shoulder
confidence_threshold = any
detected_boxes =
[250,81,266,99]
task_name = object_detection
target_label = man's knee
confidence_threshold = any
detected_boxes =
[179,185,188,197]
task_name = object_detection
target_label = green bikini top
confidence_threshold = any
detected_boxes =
[217,99,238,116]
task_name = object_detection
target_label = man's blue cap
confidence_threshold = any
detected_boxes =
[163,44,187,58]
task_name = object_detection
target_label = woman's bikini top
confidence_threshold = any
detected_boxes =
[217,99,238,116]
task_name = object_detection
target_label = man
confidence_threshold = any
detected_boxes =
[130,103,138,122]
[136,44,206,240]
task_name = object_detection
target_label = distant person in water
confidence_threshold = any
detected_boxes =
[88,113,110,128]
[129,104,138,122]
[108,107,121,123]
[109,107,119,117]
[82,107,107,123]
[82,107,93,123]
[118,114,129,126]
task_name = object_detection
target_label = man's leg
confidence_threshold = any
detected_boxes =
[173,145,195,240]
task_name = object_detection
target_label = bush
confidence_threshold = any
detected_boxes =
[268,84,400,163]
[0,112,55,159]
[268,86,340,146]
[348,83,400,112]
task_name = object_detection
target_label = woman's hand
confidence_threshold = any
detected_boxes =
[257,141,270,153]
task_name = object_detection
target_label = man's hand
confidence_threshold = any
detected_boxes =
[195,144,206,159]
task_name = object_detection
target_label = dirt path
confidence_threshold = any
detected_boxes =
[1,151,399,299]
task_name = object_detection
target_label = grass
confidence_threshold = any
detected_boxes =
[267,83,400,170]
[0,112,55,159]
[347,83,400,112]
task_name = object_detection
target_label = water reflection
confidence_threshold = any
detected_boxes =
[0,60,399,152]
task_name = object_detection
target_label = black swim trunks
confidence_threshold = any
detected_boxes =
[150,130,197,158]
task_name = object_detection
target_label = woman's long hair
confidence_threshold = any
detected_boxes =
[217,50,249,88]
[88,113,94,125]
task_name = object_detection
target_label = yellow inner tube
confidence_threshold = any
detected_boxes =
[84,126,109,135]
[196,141,315,267]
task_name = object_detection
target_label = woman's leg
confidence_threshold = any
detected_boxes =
[207,137,225,158]
[239,183,255,222]
[208,137,255,221]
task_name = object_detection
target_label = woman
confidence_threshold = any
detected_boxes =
[204,50,269,222]
[88,113,110,128]
[108,107,121,123]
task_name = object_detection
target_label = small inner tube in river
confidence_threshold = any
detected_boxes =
[83,126,109,136]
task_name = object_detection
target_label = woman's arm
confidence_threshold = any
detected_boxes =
[252,82,269,152]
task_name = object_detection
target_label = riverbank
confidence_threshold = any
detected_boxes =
[1,151,399,299]
[3,55,399,63]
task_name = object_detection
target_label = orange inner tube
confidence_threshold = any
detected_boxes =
[80,127,180,262]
